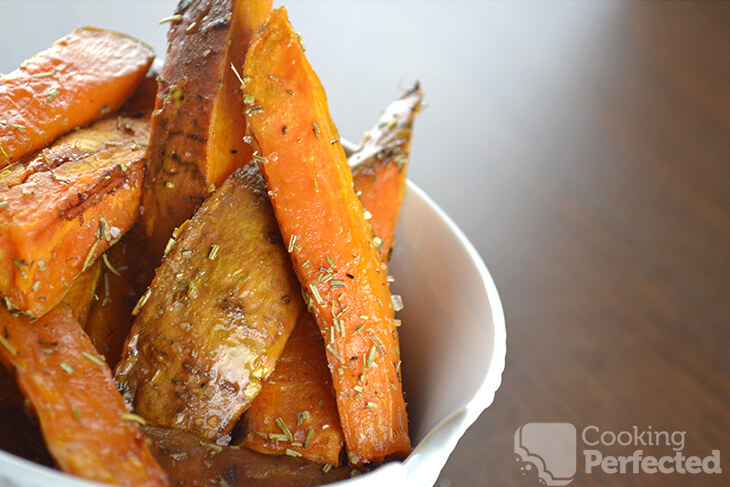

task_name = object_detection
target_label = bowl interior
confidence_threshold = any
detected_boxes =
[392,183,499,444]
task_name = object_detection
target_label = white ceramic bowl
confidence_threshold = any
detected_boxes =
[0,180,506,487]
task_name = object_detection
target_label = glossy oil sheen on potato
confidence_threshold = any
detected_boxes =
[115,163,301,440]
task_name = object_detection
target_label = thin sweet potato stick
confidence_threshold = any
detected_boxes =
[0,304,167,486]
[244,7,410,465]
[0,27,153,168]
[240,87,423,465]
[350,83,423,262]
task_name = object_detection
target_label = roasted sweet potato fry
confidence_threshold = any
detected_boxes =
[240,88,422,465]
[350,84,423,262]
[239,312,344,466]
[244,7,410,465]
[142,0,271,262]
[0,304,167,486]
[0,27,153,167]
[0,116,150,318]
[144,425,358,486]
[116,163,301,440]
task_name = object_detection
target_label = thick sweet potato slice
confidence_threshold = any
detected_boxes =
[0,27,153,167]
[0,304,167,486]
[142,0,271,263]
[244,7,410,465]
[115,163,301,440]
[350,84,423,262]
[143,425,358,486]
[238,312,344,466]
[0,116,150,318]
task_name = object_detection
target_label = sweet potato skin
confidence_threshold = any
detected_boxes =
[244,7,410,465]
[142,0,271,263]
[239,312,344,466]
[350,84,423,262]
[0,116,150,319]
[0,304,167,486]
[116,163,301,440]
[0,27,153,167]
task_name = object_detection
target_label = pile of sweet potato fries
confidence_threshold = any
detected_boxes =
[0,1,422,485]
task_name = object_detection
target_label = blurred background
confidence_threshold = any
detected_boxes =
[2,1,728,485]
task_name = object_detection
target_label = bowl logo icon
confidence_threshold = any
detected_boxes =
[514,423,576,486]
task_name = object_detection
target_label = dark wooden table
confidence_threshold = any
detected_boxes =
[2,1,728,486]
[428,3,730,486]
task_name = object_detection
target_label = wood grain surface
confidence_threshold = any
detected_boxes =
[432,3,730,486]
[1,1,728,486]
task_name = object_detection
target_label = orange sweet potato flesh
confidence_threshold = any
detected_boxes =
[239,88,422,465]
[0,27,153,168]
[244,7,410,465]
[0,304,167,486]
[350,84,423,262]
[0,116,150,318]
[142,0,271,263]
[239,312,344,466]
[143,425,358,486]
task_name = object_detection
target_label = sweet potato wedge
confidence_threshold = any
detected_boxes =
[238,312,344,466]
[239,88,422,466]
[115,163,301,440]
[143,425,358,486]
[142,0,271,263]
[0,304,167,486]
[0,116,150,318]
[350,84,423,262]
[244,7,410,465]
[0,27,153,167]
